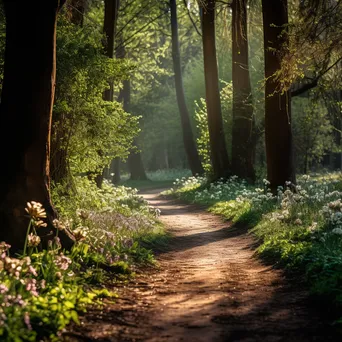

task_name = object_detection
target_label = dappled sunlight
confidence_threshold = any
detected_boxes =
[0,0,341,338]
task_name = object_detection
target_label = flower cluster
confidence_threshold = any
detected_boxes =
[171,173,342,240]
[54,253,72,271]
[25,201,47,228]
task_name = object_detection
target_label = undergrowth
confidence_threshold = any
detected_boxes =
[165,172,342,327]
[0,178,164,341]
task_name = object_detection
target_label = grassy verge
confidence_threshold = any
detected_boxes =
[121,168,192,192]
[122,179,174,191]
[164,173,342,328]
[0,178,166,341]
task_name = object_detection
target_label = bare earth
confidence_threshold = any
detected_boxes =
[66,189,338,342]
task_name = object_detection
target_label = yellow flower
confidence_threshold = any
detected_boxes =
[52,219,65,231]
[27,234,41,248]
[73,227,87,242]
[25,201,47,220]
[32,220,47,228]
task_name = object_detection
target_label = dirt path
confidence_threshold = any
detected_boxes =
[66,189,337,342]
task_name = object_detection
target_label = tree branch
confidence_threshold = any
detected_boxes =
[291,57,342,97]
[182,0,202,36]
[115,11,168,51]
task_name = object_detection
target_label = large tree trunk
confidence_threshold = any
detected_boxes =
[201,0,230,180]
[231,0,255,182]
[262,0,295,191]
[170,0,204,176]
[0,0,74,251]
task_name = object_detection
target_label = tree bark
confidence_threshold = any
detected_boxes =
[262,0,295,191]
[170,0,204,176]
[103,0,120,102]
[201,0,230,180]
[111,159,121,184]
[122,80,148,180]
[231,0,255,182]
[0,0,74,251]
[95,0,120,189]
[68,0,86,26]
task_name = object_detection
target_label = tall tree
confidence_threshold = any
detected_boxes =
[103,0,120,102]
[262,0,295,191]
[201,0,230,180]
[95,0,120,188]
[170,0,204,176]
[0,0,74,250]
[124,79,148,180]
[231,0,255,182]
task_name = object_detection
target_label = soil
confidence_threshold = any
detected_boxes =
[64,189,339,342]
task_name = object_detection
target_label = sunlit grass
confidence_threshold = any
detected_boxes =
[168,172,342,326]
[0,179,165,341]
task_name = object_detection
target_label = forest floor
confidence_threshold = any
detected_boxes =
[65,188,339,342]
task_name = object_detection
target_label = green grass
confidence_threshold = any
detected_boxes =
[168,174,342,328]
[0,178,169,341]
[121,179,174,191]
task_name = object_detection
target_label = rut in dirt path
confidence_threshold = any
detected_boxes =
[66,189,337,342]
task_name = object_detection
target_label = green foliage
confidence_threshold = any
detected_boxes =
[52,178,164,265]
[292,97,335,172]
[194,82,233,174]
[0,176,166,340]
[194,98,211,173]
[0,240,96,342]
[169,172,342,325]
[146,168,192,181]
[53,15,139,179]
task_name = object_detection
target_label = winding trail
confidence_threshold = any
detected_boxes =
[67,189,337,342]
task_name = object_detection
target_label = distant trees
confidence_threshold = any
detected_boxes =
[0,0,74,250]
[94,0,121,188]
[170,0,204,176]
[115,0,148,181]
[103,0,120,102]
[201,0,230,180]
[124,79,148,180]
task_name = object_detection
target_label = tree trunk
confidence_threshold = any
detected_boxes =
[128,146,148,181]
[93,0,120,189]
[231,0,255,182]
[262,0,295,191]
[68,0,86,26]
[170,0,204,176]
[111,159,121,184]
[201,0,230,181]
[0,0,74,251]
[50,140,69,184]
[326,90,342,170]
[103,0,120,102]
[121,79,148,180]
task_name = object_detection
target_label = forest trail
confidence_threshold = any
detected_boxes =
[67,189,336,342]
